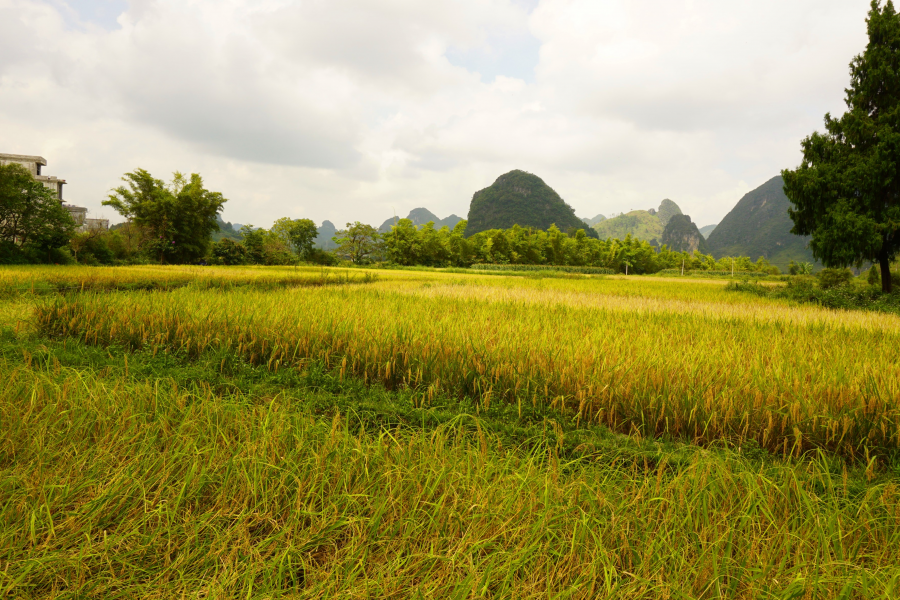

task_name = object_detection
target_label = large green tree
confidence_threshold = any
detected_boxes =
[783,1,900,292]
[270,217,318,260]
[104,169,226,263]
[332,222,381,264]
[382,218,421,266]
[0,163,75,262]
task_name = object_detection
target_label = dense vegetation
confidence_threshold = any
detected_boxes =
[728,266,900,314]
[103,169,226,264]
[698,223,718,238]
[380,218,781,274]
[706,176,816,270]
[581,213,606,226]
[591,199,684,244]
[592,210,663,243]
[1,164,789,275]
[2,266,900,597]
[465,170,597,238]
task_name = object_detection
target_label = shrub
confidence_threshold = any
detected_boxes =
[868,265,880,286]
[211,239,248,265]
[306,248,338,266]
[817,267,853,289]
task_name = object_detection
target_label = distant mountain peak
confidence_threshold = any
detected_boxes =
[466,170,597,238]
[379,208,463,233]
[657,199,683,226]
[581,214,606,227]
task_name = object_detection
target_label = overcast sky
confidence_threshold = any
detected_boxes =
[0,0,874,228]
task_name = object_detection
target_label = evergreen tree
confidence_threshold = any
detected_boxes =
[783,1,900,292]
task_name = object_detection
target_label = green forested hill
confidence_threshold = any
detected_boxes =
[593,210,664,242]
[706,176,815,269]
[590,199,686,243]
[466,170,597,238]
[661,214,709,254]
[212,215,243,242]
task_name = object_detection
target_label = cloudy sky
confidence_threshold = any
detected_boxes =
[0,0,874,229]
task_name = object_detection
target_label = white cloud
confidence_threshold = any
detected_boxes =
[0,0,874,228]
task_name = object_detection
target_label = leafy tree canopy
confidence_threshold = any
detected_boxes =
[104,169,226,264]
[270,217,318,259]
[0,162,75,262]
[333,222,381,264]
[783,1,900,292]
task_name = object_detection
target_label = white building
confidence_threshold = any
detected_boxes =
[0,153,108,232]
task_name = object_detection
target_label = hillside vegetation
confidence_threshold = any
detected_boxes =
[466,170,597,238]
[706,176,815,269]
[657,198,683,226]
[593,210,664,242]
[591,199,685,244]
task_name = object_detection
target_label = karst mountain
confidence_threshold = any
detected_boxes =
[465,170,598,238]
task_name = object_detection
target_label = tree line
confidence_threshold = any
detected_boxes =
[0,162,784,274]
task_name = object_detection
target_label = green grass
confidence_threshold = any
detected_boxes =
[3,341,900,598]
[3,266,900,597]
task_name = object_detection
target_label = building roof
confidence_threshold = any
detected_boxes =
[36,175,66,184]
[0,153,47,166]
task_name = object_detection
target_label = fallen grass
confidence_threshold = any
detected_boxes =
[1,352,899,598]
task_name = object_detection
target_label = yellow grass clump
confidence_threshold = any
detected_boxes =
[2,360,899,598]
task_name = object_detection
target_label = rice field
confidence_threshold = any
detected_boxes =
[32,269,900,460]
[0,264,376,296]
[3,265,900,598]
